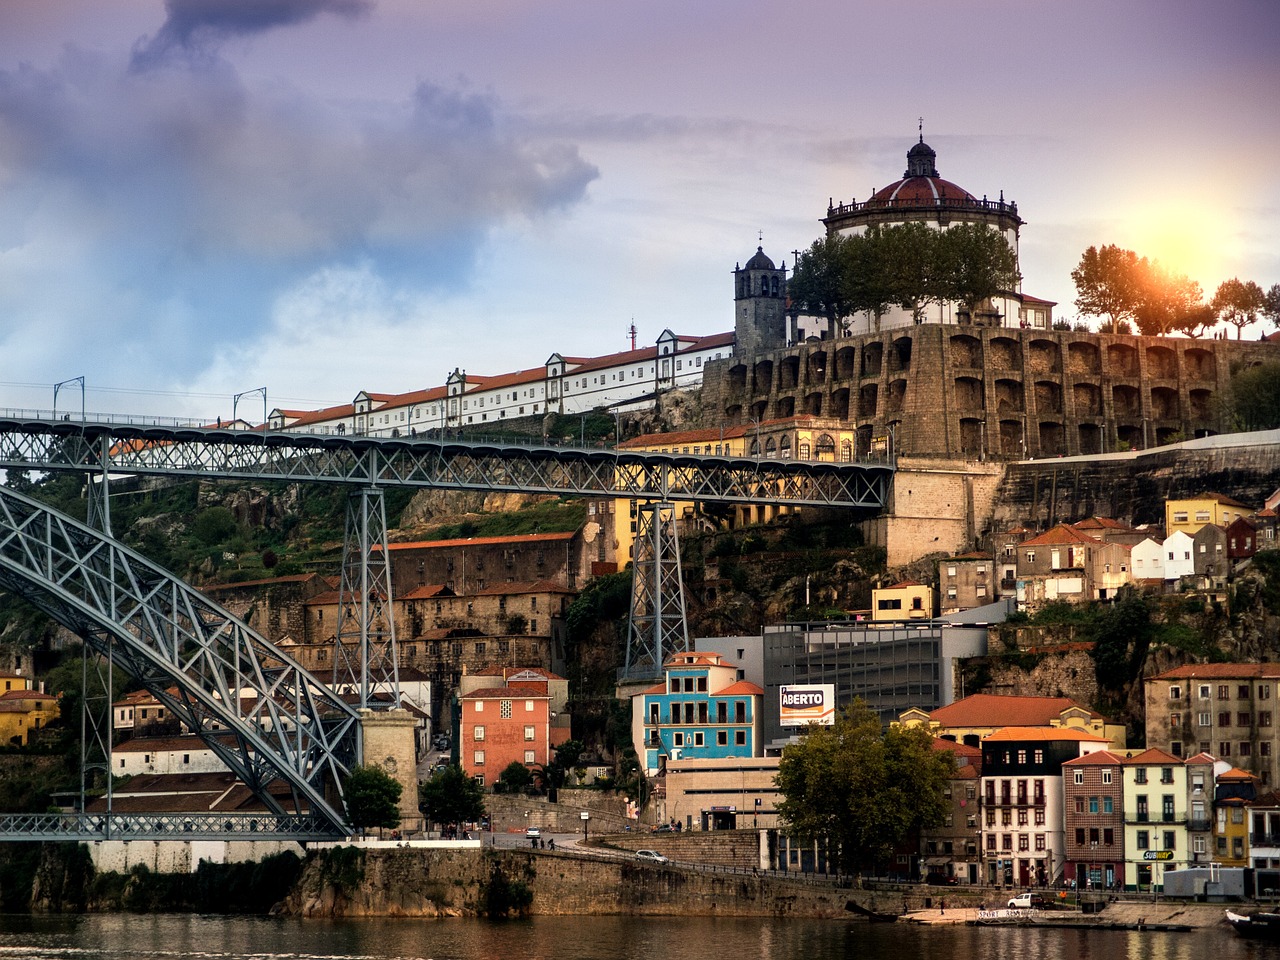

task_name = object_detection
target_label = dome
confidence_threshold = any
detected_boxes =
[869,176,976,205]
[907,139,936,160]
[744,246,776,270]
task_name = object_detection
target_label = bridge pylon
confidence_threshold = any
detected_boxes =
[621,502,689,683]
[332,486,400,719]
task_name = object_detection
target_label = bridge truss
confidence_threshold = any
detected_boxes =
[0,485,357,839]
[0,418,891,832]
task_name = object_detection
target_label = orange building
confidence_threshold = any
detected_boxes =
[459,672,569,788]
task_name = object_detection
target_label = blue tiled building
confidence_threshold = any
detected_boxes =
[633,651,763,775]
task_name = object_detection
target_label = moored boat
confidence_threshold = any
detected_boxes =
[1225,909,1280,938]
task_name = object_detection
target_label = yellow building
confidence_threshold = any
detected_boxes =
[1165,493,1252,537]
[0,689,59,746]
[614,416,858,564]
[871,580,933,621]
[896,693,1128,751]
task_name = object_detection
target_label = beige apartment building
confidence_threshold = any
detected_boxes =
[1145,663,1280,786]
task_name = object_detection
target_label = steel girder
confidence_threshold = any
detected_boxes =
[0,812,342,841]
[0,486,359,833]
[333,488,399,712]
[623,503,689,682]
[0,420,892,509]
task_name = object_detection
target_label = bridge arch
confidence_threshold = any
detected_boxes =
[0,486,358,832]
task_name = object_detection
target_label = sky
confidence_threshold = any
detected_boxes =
[0,0,1277,421]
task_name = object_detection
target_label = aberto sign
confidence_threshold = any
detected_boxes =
[779,684,836,727]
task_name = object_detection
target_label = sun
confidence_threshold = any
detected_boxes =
[1125,203,1238,296]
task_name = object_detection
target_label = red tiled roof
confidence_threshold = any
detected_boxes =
[203,573,325,593]
[1184,752,1218,765]
[466,666,565,681]
[1122,747,1182,766]
[931,694,1100,727]
[620,426,750,450]
[984,727,1110,743]
[461,683,551,700]
[1150,663,1280,681]
[384,532,576,550]
[0,689,55,702]
[716,680,765,697]
[470,580,574,597]
[1073,517,1134,532]
[400,584,455,600]
[1019,524,1100,547]
[1062,749,1127,766]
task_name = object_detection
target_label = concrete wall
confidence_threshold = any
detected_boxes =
[87,839,304,874]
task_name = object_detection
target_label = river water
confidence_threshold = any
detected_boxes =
[0,914,1257,960]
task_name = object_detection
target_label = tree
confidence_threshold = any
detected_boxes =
[1072,245,1145,327]
[1263,283,1280,330]
[1230,360,1280,430]
[1134,265,1203,337]
[1212,278,1267,339]
[496,761,534,794]
[775,700,952,875]
[419,763,486,828]
[553,738,586,771]
[934,223,1019,322]
[788,235,857,336]
[344,765,402,832]
[881,222,942,323]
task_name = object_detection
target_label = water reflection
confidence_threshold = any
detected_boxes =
[0,914,1248,960]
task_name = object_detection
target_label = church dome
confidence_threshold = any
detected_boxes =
[869,176,976,205]
[744,246,776,270]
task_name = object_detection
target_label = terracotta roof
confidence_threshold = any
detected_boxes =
[470,579,574,597]
[984,727,1110,743]
[716,680,765,697]
[384,531,576,550]
[400,584,455,600]
[461,683,551,700]
[203,573,325,593]
[1062,749,1127,766]
[1019,523,1100,547]
[620,426,750,450]
[1183,752,1218,765]
[933,738,982,761]
[1073,517,1135,532]
[0,689,55,702]
[1122,747,1182,766]
[114,734,234,753]
[1150,663,1280,681]
[1218,767,1260,782]
[930,694,1100,727]
[466,666,565,681]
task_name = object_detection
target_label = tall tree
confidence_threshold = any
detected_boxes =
[419,763,486,828]
[344,765,403,832]
[775,700,952,874]
[935,223,1020,322]
[1134,264,1204,337]
[1071,245,1144,327]
[881,222,942,323]
[788,235,857,336]
[1212,278,1267,339]
[1230,360,1280,431]
[1263,283,1280,330]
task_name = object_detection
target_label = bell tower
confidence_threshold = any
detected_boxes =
[733,244,787,359]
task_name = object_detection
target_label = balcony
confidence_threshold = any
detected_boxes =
[1188,819,1212,832]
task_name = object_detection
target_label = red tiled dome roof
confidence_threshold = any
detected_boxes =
[870,176,975,205]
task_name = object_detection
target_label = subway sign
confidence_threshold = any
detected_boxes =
[1143,850,1174,861]
[780,685,836,727]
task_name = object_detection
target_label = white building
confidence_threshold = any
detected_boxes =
[113,735,232,777]
[1164,531,1196,580]
[1131,538,1166,582]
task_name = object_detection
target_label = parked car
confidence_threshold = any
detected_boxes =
[925,873,958,885]
[526,827,541,839]
[635,849,670,863]
[1007,892,1045,909]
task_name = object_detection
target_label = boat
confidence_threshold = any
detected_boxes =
[1225,909,1280,939]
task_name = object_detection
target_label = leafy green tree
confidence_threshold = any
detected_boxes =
[1134,265,1204,337]
[1212,278,1267,339]
[935,223,1019,321]
[1072,245,1145,327]
[788,234,857,336]
[1230,360,1280,431]
[419,763,486,827]
[553,738,585,771]
[1176,303,1218,338]
[496,761,534,794]
[344,765,402,831]
[775,700,951,874]
[1263,283,1280,330]
[880,222,942,323]
[1089,590,1155,692]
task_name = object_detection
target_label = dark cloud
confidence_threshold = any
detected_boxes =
[132,0,374,69]
[0,45,597,386]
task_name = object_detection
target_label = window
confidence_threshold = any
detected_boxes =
[1018,809,1028,825]
[735,730,746,746]
[1103,796,1114,814]
[1161,767,1174,784]
[1103,828,1114,846]
[501,700,512,719]
[1262,685,1272,700]
[1262,711,1273,727]
[524,750,536,764]
[1136,830,1149,850]
[1074,796,1085,813]
[1170,713,1181,728]
[1219,712,1232,727]
[1199,685,1211,700]
[1089,796,1099,814]
[1240,713,1253,727]
[1035,835,1046,851]
[524,726,535,741]
[693,732,704,746]
[1075,828,1085,845]
[717,731,728,746]
[1169,685,1182,699]
[1162,796,1175,821]
[1220,742,1232,756]
[1102,770,1113,785]
[1164,831,1176,851]
[1198,712,1211,726]
[474,725,485,741]
[474,750,485,766]
[1018,835,1029,851]
[1135,769,1147,784]
[1034,809,1045,826]
[1074,771,1084,785]
[1219,685,1230,699]
[673,732,684,746]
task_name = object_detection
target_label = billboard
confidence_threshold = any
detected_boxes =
[779,684,836,727]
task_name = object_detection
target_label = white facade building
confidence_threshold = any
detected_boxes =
[1164,531,1196,580]
[1131,538,1166,582]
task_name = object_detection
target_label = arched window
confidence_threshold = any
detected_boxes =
[816,433,836,461]
[765,438,777,458]
[798,441,811,460]
[749,438,760,456]
[771,276,779,296]
[779,435,792,458]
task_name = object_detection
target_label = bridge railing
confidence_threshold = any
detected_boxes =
[0,812,346,841]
